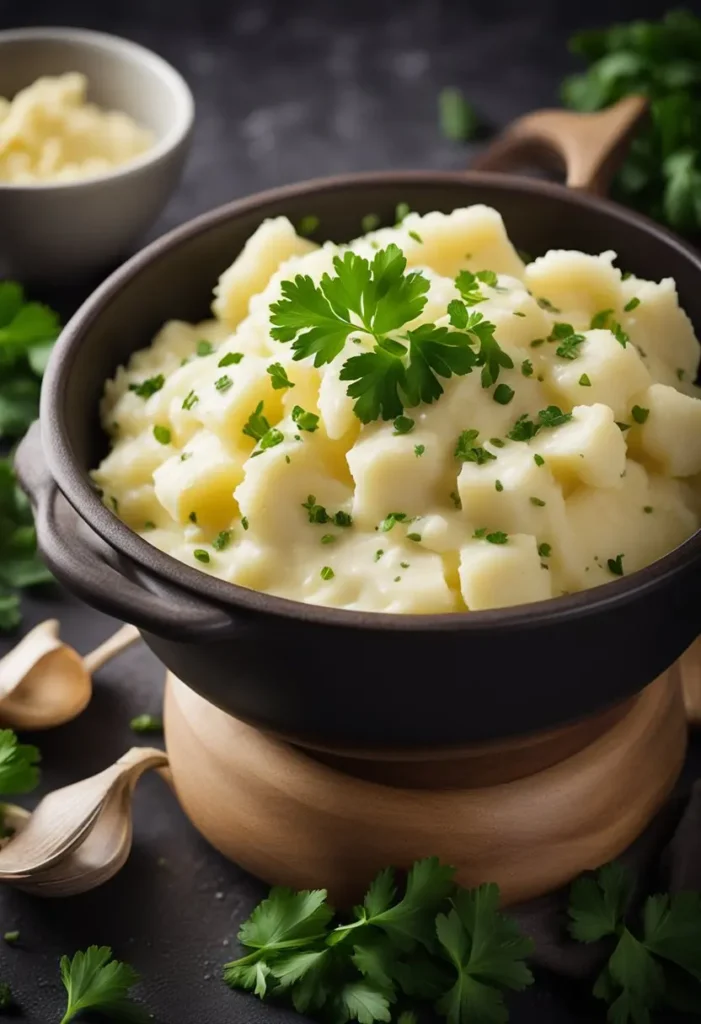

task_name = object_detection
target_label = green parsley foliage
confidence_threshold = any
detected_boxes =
[243,401,271,441]
[561,9,701,234]
[0,282,61,439]
[267,362,296,390]
[59,946,147,1024]
[224,860,533,1024]
[271,247,508,423]
[0,458,53,631]
[569,862,701,1023]
[438,87,479,142]
[292,405,320,432]
[129,714,163,735]
[436,884,534,1024]
[454,430,496,465]
[0,729,40,794]
[0,982,12,1009]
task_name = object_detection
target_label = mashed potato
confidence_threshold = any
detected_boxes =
[93,207,701,613]
[0,72,153,184]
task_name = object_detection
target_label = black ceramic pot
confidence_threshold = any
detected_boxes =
[17,170,701,751]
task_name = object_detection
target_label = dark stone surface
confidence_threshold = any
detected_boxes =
[0,0,697,1021]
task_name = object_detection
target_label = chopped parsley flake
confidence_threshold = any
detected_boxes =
[408,230,423,244]
[611,321,629,347]
[495,479,504,492]
[361,213,380,233]
[538,542,551,557]
[644,506,653,514]
[590,309,613,329]
[215,374,233,392]
[380,512,409,532]
[578,373,592,387]
[129,374,164,398]
[493,383,515,405]
[534,454,545,467]
[454,429,496,464]
[188,511,197,523]
[473,527,487,538]
[624,297,640,312]
[197,340,213,356]
[243,401,271,441]
[632,405,649,424]
[267,363,295,390]
[393,415,415,435]
[320,565,335,581]
[218,352,244,367]
[677,368,685,381]
[321,534,336,544]
[374,549,384,561]
[607,553,625,576]
[259,428,284,450]
[487,531,508,544]
[536,297,560,313]
[182,389,199,410]
[394,576,402,582]
[490,437,505,448]
[298,215,320,237]
[530,338,545,348]
[530,496,546,507]
[143,521,156,530]
[194,549,210,563]
[153,425,171,445]
[449,490,462,509]
[438,86,478,141]
[507,406,571,440]
[241,516,249,530]
[617,421,631,432]
[555,332,586,360]
[513,311,526,317]
[538,405,572,428]
[395,202,410,224]
[414,444,426,457]
[407,532,421,542]
[302,495,329,524]
[213,530,232,551]
[400,561,410,569]
[334,511,353,528]
[180,451,192,462]
[521,359,533,377]
[292,405,319,432]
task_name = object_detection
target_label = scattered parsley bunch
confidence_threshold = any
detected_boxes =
[569,862,701,1023]
[561,9,701,234]
[269,246,511,423]
[224,857,534,1023]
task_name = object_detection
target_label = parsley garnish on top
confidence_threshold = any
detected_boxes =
[454,429,496,465]
[129,374,164,398]
[269,246,510,422]
[267,363,295,390]
[243,401,271,441]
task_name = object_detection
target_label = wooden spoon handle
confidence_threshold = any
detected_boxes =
[82,623,141,674]
[472,95,648,196]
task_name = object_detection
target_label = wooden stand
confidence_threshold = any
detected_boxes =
[163,659,691,907]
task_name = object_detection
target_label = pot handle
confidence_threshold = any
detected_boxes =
[15,422,235,641]
[471,95,648,196]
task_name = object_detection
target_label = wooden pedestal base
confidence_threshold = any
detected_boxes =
[164,666,688,907]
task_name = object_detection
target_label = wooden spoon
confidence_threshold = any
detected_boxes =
[0,621,140,730]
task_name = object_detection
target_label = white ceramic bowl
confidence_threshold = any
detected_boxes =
[0,27,194,281]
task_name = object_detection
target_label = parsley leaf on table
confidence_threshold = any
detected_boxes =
[561,10,701,234]
[0,729,40,795]
[224,859,533,1024]
[435,884,534,1024]
[59,946,147,1024]
[0,282,60,439]
[438,87,479,142]
[568,861,701,1023]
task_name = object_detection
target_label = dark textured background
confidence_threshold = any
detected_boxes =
[0,0,698,1021]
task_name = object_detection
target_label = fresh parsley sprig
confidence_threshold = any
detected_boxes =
[59,946,147,1024]
[0,282,61,439]
[0,457,54,630]
[270,247,511,423]
[569,862,701,1023]
[223,858,534,1024]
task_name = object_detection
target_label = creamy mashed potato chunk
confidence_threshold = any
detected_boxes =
[0,72,152,184]
[94,206,701,614]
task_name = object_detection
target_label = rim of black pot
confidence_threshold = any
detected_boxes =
[42,168,701,633]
